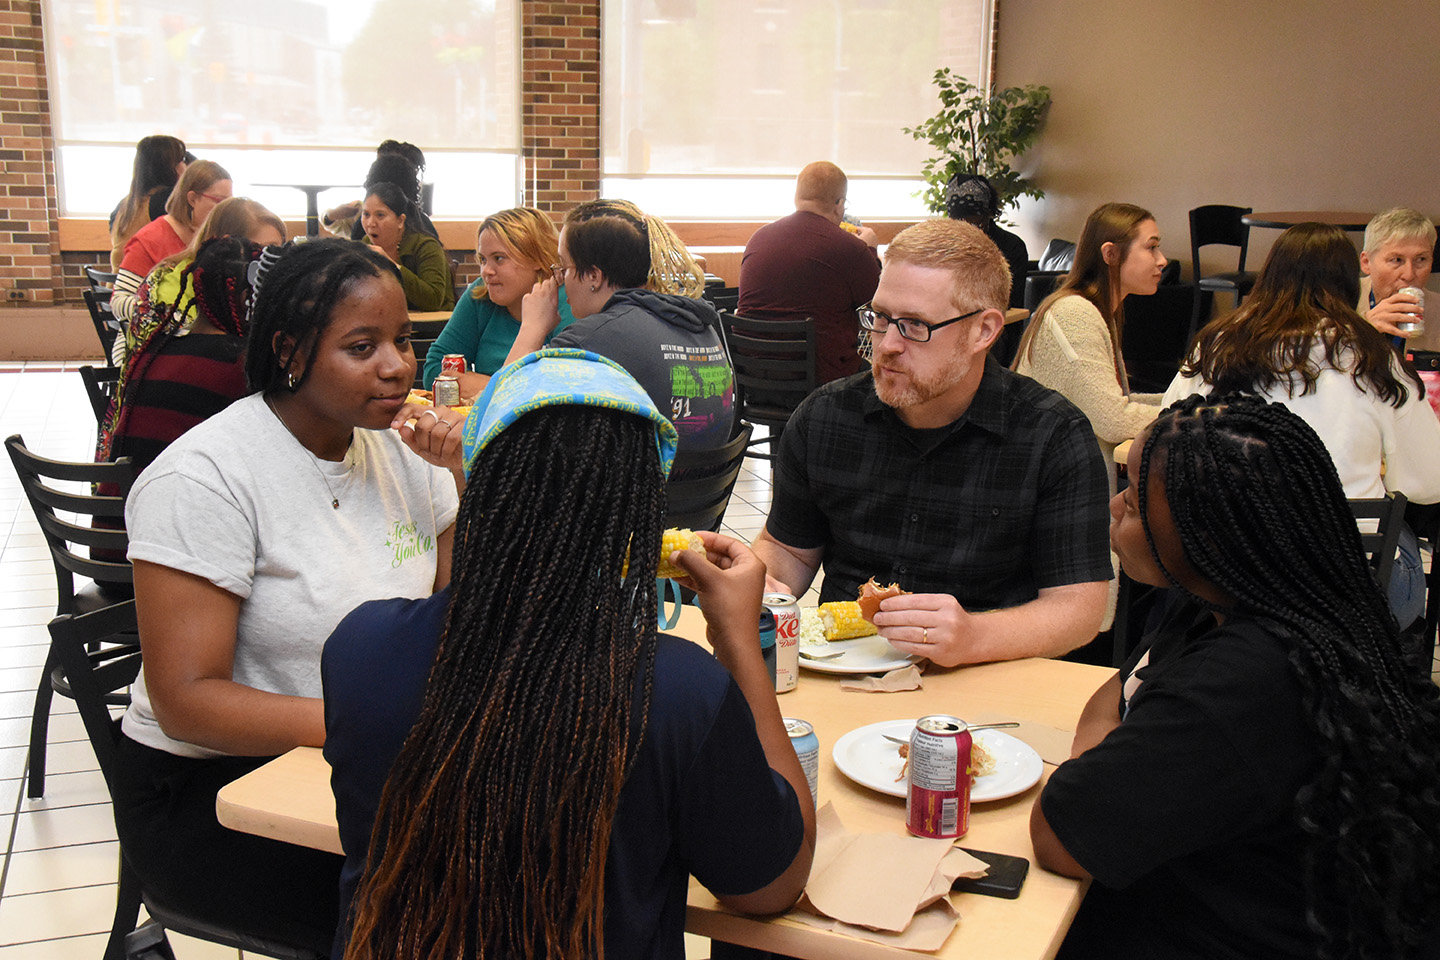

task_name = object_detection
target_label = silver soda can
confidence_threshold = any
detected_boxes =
[784,717,819,807]
[764,593,801,692]
[433,374,461,408]
[906,714,972,839]
[1398,286,1426,335]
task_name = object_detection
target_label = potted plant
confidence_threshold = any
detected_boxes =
[904,68,1052,218]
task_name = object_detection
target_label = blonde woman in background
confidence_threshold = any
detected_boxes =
[108,135,190,270]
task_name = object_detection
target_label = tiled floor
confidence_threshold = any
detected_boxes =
[0,363,793,958]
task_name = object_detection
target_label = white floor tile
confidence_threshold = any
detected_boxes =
[3,840,118,895]
[165,930,243,959]
[0,667,42,695]
[0,932,107,959]
[0,691,72,722]
[20,770,110,812]
[0,883,113,943]
[0,646,51,672]
[12,803,116,852]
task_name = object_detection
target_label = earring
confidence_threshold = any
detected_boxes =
[590,285,598,293]
[287,371,298,389]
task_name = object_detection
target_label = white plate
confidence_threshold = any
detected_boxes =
[799,634,916,674]
[831,719,1043,802]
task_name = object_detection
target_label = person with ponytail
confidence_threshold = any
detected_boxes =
[323,349,815,960]
[1031,394,1440,959]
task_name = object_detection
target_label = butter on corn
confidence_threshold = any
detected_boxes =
[657,528,704,579]
[818,601,879,641]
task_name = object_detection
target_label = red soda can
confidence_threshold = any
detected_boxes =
[441,354,467,375]
[764,592,800,692]
[906,715,972,839]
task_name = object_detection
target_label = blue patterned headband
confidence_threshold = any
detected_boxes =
[460,348,679,479]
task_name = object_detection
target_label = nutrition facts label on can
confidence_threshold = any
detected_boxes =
[911,733,958,789]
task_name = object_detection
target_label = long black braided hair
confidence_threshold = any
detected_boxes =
[346,404,665,960]
[243,238,400,393]
[1138,393,1440,958]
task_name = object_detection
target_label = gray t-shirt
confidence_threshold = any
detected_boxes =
[122,392,460,758]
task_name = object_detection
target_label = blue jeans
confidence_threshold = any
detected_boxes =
[1388,523,1426,629]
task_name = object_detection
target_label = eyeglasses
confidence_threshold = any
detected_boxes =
[549,263,567,285]
[200,192,230,203]
[856,303,982,343]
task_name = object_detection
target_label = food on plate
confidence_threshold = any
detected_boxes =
[656,528,704,579]
[403,389,473,423]
[857,578,909,623]
[894,735,996,782]
[798,608,829,650]
[818,601,879,641]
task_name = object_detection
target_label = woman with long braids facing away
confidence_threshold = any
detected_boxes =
[323,350,815,960]
[1164,222,1440,629]
[1031,394,1440,959]
[114,239,459,952]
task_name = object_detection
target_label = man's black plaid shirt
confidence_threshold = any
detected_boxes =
[766,357,1113,607]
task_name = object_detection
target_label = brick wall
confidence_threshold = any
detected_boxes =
[0,0,57,307]
[522,2,601,212]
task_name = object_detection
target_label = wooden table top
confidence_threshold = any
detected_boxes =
[1241,210,1375,231]
[216,610,1110,960]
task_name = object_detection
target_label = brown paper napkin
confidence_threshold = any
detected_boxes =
[839,663,924,692]
[788,804,987,950]
[972,711,1075,765]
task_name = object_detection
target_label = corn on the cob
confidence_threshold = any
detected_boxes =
[657,528,704,579]
[818,601,878,640]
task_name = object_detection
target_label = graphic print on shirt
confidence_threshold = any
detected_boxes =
[386,520,435,569]
[664,340,732,438]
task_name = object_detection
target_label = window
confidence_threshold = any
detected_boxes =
[602,0,993,219]
[43,0,520,218]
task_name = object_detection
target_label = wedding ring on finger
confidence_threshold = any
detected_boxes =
[922,626,928,644]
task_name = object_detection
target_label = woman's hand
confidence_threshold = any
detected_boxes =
[456,371,491,401]
[519,276,563,337]
[670,531,767,666]
[373,240,401,265]
[393,401,468,489]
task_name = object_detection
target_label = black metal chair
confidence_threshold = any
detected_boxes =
[704,283,739,317]
[1351,492,1408,593]
[85,288,121,364]
[664,422,753,533]
[85,265,118,291]
[48,601,323,960]
[1188,205,1258,343]
[80,364,122,424]
[409,318,449,389]
[6,434,136,798]
[718,311,817,462]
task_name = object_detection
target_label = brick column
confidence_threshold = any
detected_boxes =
[0,0,58,306]
[522,2,601,214]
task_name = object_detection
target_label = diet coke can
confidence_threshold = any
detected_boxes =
[906,715,972,839]
[1397,286,1426,335]
[441,353,467,375]
[784,717,819,807]
[433,374,461,408]
[764,593,800,692]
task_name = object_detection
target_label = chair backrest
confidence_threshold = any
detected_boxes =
[83,289,118,362]
[409,318,449,389]
[47,600,139,787]
[5,434,137,613]
[718,311,818,426]
[1189,204,1253,279]
[704,284,739,316]
[664,422,754,532]
[1038,238,1076,273]
[79,364,121,424]
[1351,492,1408,592]
[85,265,118,291]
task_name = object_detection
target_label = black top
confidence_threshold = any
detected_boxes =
[1043,599,1321,959]
[766,356,1112,605]
[322,589,804,960]
[984,222,1030,309]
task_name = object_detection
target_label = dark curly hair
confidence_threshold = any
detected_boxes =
[243,239,401,393]
[1139,393,1440,958]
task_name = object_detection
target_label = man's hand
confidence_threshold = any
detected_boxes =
[670,531,767,664]
[856,225,879,249]
[1366,289,1424,338]
[871,593,975,667]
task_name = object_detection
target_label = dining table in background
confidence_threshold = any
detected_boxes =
[216,609,1110,960]
[1241,211,1376,232]
[255,183,362,237]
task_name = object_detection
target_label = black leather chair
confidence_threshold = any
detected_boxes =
[48,601,323,960]
[1188,204,1258,343]
[6,434,135,798]
[664,422,753,532]
[719,311,817,462]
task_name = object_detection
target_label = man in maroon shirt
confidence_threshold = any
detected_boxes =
[738,161,881,384]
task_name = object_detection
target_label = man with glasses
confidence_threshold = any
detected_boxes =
[738,161,881,384]
[751,219,1112,666]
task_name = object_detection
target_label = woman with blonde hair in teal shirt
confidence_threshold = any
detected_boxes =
[423,206,577,396]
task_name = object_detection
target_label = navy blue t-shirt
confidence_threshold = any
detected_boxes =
[321,590,803,959]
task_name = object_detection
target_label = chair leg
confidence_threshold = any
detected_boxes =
[1187,287,1207,349]
[107,855,147,960]
[26,646,58,799]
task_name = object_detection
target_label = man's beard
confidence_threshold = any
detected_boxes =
[871,350,972,410]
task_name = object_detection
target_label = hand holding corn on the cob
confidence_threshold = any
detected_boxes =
[657,528,705,579]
